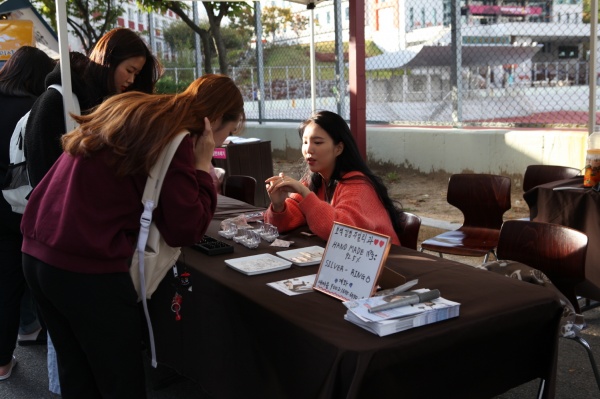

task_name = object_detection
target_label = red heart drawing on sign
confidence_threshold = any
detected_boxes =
[379,241,384,247]
[374,239,379,246]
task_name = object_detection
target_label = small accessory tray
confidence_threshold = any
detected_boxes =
[192,235,234,256]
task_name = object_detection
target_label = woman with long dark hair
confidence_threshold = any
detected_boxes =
[24,27,163,188]
[0,46,55,380]
[265,110,402,245]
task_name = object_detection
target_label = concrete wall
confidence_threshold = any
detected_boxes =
[243,122,587,178]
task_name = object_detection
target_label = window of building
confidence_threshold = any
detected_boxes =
[558,45,578,59]
[422,8,426,27]
[409,7,414,29]
[541,42,552,54]
[345,7,349,20]
[326,11,331,24]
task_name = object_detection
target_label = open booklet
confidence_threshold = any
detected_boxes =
[342,289,460,336]
[267,274,316,296]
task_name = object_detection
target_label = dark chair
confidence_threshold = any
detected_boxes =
[420,174,511,263]
[223,175,257,205]
[497,220,588,313]
[493,220,600,391]
[396,211,421,250]
[522,164,581,192]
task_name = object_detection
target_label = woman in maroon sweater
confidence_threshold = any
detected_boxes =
[265,110,402,246]
[21,74,245,399]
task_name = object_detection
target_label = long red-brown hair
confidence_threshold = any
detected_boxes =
[62,74,245,176]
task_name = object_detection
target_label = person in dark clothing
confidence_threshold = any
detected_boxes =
[25,27,163,188]
[0,46,55,381]
[21,27,162,394]
[22,74,245,399]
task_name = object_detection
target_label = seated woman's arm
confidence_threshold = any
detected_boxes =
[264,192,307,232]
[265,173,400,245]
[299,178,400,245]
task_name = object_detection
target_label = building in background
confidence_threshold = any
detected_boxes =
[113,1,184,61]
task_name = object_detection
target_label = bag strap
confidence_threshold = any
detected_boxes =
[47,84,81,130]
[138,130,191,251]
[136,130,189,368]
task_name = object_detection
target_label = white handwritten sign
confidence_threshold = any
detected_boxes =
[313,222,391,302]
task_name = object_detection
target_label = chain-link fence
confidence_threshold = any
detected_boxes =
[169,0,599,128]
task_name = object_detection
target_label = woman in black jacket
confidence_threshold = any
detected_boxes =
[25,27,163,188]
[0,46,55,380]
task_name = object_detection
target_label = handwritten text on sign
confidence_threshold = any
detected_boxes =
[314,222,391,302]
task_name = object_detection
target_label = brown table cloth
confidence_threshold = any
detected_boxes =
[524,176,600,303]
[147,199,563,399]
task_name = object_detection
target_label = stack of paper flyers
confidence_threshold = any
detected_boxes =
[342,289,460,336]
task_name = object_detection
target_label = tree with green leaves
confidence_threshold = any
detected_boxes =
[163,20,197,54]
[583,0,600,23]
[228,4,255,38]
[35,1,251,74]
[290,13,309,40]
[35,0,124,53]
[262,6,293,44]
[138,1,251,74]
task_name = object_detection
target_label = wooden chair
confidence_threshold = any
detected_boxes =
[522,164,581,192]
[420,174,511,263]
[494,220,600,391]
[223,175,257,205]
[396,211,421,250]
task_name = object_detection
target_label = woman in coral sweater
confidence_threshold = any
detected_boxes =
[265,110,401,245]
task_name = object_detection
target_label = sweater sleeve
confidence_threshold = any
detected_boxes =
[24,89,68,188]
[265,192,310,233]
[267,176,400,245]
[265,174,400,245]
[153,135,217,247]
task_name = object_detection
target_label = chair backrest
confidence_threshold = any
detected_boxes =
[446,174,511,229]
[395,211,421,250]
[497,220,588,282]
[223,175,257,205]
[522,165,581,192]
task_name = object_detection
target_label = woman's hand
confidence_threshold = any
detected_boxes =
[265,173,310,212]
[193,117,215,172]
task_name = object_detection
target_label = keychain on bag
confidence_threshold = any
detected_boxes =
[170,262,192,321]
[171,292,182,321]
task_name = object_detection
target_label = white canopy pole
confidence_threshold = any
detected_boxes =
[309,3,316,113]
[55,0,76,132]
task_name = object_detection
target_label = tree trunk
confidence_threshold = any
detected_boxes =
[201,32,212,74]
[167,3,211,74]
[211,25,228,75]
[203,3,229,75]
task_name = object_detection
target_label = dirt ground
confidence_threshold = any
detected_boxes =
[272,157,531,267]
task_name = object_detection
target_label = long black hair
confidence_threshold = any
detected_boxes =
[298,110,403,235]
[0,46,55,97]
[85,28,162,100]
